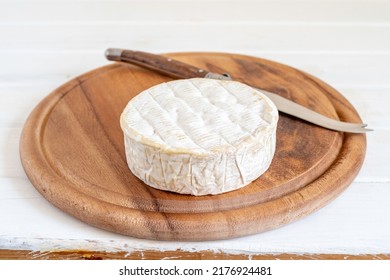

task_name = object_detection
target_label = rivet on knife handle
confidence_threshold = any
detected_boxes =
[105,48,208,79]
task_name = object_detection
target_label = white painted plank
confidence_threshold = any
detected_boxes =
[0,86,387,182]
[340,88,390,131]
[1,1,390,23]
[1,85,388,131]
[1,126,388,182]
[1,72,388,182]
[1,24,389,52]
[0,52,388,87]
[267,53,390,88]
[0,128,26,179]
[0,0,389,256]
[3,0,390,2]
[0,178,115,241]
[1,181,389,254]
[356,130,390,183]
[0,90,45,128]
[2,0,390,4]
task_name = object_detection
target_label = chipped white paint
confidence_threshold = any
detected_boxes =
[1,0,390,256]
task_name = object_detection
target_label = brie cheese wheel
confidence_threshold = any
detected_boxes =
[120,78,278,196]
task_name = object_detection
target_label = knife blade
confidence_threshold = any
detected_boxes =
[105,48,371,133]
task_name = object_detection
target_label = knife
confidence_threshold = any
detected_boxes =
[105,48,371,133]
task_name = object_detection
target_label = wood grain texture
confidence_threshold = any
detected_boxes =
[1,249,389,260]
[118,49,209,79]
[19,52,366,241]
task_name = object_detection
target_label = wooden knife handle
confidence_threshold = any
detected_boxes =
[105,48,209,79]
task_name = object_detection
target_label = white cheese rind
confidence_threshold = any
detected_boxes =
[120,78,278,196]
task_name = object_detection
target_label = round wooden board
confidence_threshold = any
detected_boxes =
[20,52,366,241]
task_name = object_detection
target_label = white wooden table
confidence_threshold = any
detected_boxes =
[1,0,389,259]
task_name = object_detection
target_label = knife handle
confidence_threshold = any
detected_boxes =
[105,48,209,79]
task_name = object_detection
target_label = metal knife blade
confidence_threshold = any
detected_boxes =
[105,48,371,133]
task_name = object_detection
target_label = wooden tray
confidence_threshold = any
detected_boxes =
[20,52,366,241]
